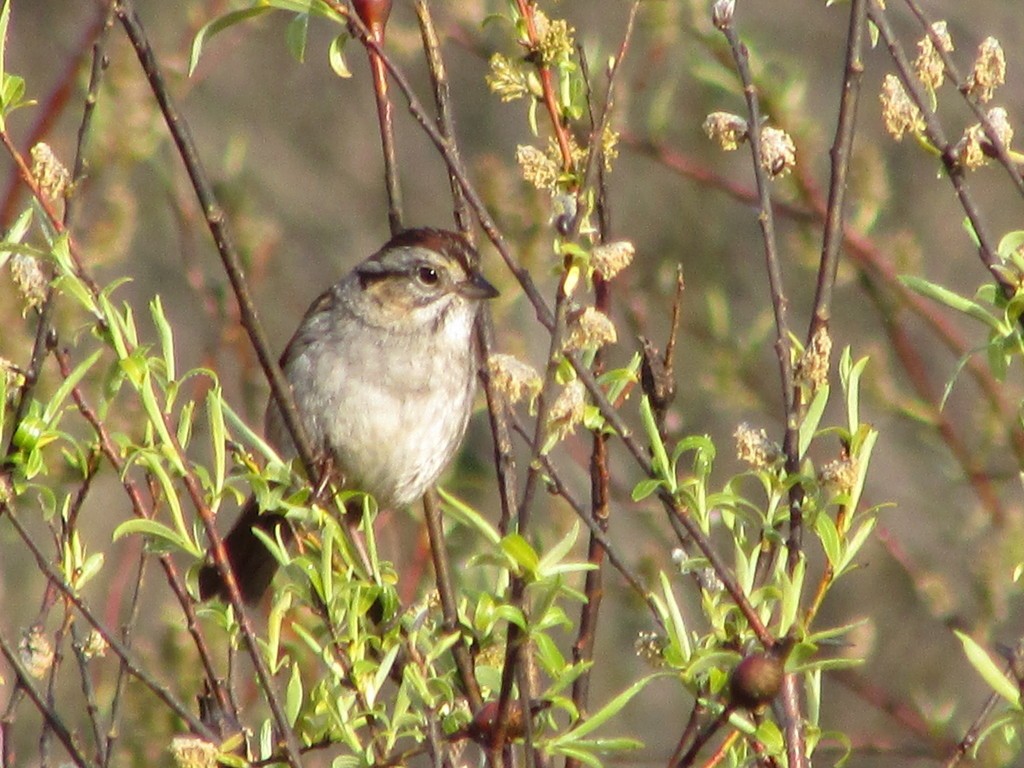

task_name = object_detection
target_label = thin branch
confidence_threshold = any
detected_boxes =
[900,0,1024,197]
[0,628,94,768]
[808,0,867,338]
[362,10,404,235]
[867,1,1004,284]
[0,503,213,740]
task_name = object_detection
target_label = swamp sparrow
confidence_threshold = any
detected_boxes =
[198,228,498,603]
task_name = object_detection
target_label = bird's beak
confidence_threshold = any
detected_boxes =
[459,272,500,300]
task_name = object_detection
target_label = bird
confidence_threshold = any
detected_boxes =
[198,228,498,603]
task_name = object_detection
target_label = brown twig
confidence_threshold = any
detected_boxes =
[808,0,867,340]
[0,503,213,740]
[715,11,802,590]
[358,3,404,235]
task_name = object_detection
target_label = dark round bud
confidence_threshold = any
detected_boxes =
[352,0,392,39]
[729,653,784,710]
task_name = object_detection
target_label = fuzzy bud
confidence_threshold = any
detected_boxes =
[796,325,832,391]
[735,423,782,469]
[564,307,617,352]
[712,0,735,30]
[819,456,858,496]
[546,379,586,443]
[30,143,70,202]
[880,74,924,141]
[759,126,797,178]
[516,144,560,191]
[10,254,48,312]
[168,737,218,768]
[591,240,635,280]
[487,354,542,406]
[634,631,668,667]
[914,21,953,91]
[703,111,749,151]
[19,626,54,679]
[955,108,1013,170]
[967,37,1005,103]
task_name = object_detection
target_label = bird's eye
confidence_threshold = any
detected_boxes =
[417,266,440,286]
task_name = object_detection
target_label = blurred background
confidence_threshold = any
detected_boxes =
[2,0,1024,765]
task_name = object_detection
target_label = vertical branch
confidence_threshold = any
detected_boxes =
[808,0,867,339]
[714,11,801,570]
[354,0,404,234]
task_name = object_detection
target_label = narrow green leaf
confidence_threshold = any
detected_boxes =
[631,477,663,502]
[207,388,226,501]
[438,488,501,545]
[836,517,876,575]
[556,675,655,740]
[112,518,193,552]
[328,33,352,78]
[150,297,175,380]
[501,533,540,574]
[955,631,1021,707]
[798,384,830,457]
[659,572,691,662]
[285,663,303,726]
[779,555,805,636]
[900,275,1003,332]
[189,7,274,76]
[0,0,10,129]
[841,351,869,433]
[285,13,309,63]
[0,208,33,270]
[640,396,674,491]
[537,521,580,574]
[42,348,102,426]
[815,513,841,568]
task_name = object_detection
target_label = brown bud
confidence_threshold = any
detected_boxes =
[352,0,392,39]
[729,653,784,711]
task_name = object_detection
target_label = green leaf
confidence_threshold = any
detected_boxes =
[537,521,580,574]
[640,396,675,491]
[111,518,194,552]
[798,384,830,457]
[631,477,663,502]
[42,348,102,427]
[438,488,501,545]
[285,13,309,63]
[659,571,691,662]
[328,32,352,77]
[0,208,33,270]
[841,351,869,433]
[815,513,841,568]
[285,663,303,726]
[900,275,1004,332]
[555,675,656,740]
[955,631,1021,708]
[501,533,540,574]
[207,387,227,501]
[189,7,275,76]
[150,297,175,380]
